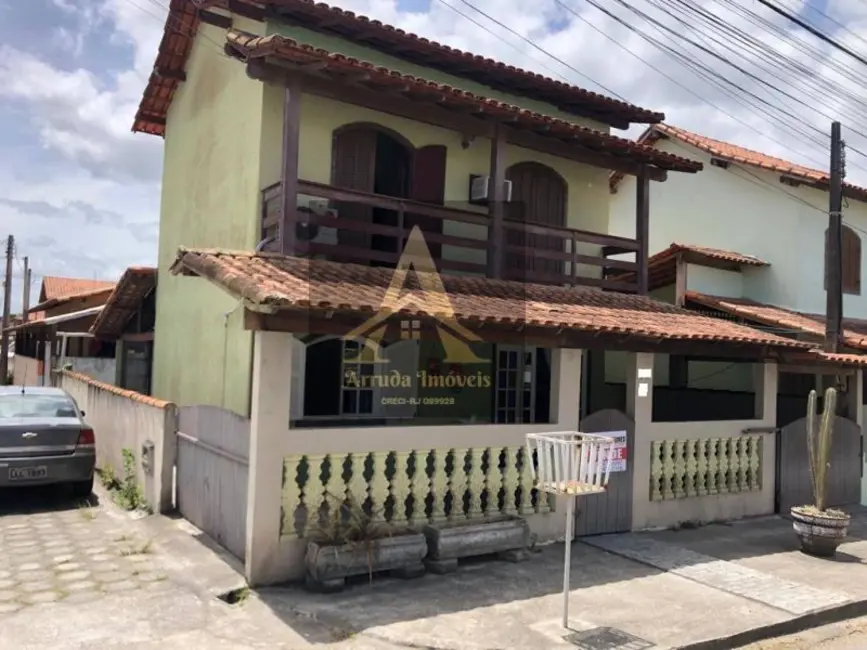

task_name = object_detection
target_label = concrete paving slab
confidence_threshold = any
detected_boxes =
[257,541,791,650]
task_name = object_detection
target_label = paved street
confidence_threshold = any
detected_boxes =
[745,615,867,649]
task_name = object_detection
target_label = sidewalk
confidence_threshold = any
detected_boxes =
[253,508,867,650]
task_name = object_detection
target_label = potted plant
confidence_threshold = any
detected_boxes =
[304,491,428,592]
[790,387,851,557]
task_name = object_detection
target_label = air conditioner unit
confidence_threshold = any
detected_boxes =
[469,175,513,204]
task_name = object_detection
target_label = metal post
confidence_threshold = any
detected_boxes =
[0,235,13,383]
[563,495,574,628]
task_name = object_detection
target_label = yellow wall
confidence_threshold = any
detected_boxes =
[260,89,612,273]
[152,19,266,415]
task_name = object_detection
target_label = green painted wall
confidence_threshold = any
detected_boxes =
[152,19,266,415]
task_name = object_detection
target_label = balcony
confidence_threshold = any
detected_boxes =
[261,181,641,292]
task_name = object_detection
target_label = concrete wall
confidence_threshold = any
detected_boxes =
[610,140,867,317]
[69,357,116,385]
[59,370,177,513]
[628,353,778,530]
[12,354,42,386]
[245,331,583,585]
[151,17,267,416]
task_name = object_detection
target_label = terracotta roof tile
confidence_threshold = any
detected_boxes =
[222,31,702,174]
[29,286,115,314]
[135,0,664,135]
[90,267,157,340]
[611,124,867,201]
[612,243,769,291]
[61,370,172,409]
[804,351,867,367]
[41,276,116,301]
[685,291,867,351]
[169,248,809,351]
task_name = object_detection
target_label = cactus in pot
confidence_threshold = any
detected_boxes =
[790,387,851,557]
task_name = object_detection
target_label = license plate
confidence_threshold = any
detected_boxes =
[9,466,48,481]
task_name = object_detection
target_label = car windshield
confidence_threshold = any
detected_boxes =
[0,394,79,419]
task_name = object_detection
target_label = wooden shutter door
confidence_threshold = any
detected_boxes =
[505,162,567,281]
[843,226,862,294]
[408,145,447,265]
[332,127,377,256]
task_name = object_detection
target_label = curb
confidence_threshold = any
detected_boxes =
[675,598,867,649]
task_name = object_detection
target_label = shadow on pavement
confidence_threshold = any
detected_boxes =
[0,484,100,516]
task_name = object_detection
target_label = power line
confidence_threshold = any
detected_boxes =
[753,0,867,68]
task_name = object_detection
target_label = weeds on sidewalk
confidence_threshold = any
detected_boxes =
[98,449,150,512]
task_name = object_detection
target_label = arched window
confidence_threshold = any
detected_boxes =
[825,225,862,295]
[505,161,568,280]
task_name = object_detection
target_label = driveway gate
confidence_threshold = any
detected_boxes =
[777,415,861,513]
[176,405,249,560]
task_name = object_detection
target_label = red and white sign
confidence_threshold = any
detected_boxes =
[603,430,628,473]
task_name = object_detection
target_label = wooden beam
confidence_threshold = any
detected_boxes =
[487,124,506,279]
[674,252,687,306]
[635,165,651,295]
[226,0,265,21]
[280,82,302,256]
[197,9,232,28]
[242,308,792,360]
[245,61,670,181]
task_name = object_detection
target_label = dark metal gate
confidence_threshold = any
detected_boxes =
[575,409,634,536]
[777,415,861,513]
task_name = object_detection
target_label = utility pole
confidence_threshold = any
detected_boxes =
[0,235,13,383]
[22,256,30,323]
[825,121,845,353]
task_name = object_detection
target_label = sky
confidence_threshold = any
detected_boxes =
[0,0,865,311]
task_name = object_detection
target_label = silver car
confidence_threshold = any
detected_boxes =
[0,386,96,498]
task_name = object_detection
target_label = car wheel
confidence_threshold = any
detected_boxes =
[71,477,94,499]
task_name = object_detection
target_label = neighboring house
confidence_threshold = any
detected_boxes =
[89,267,157,395]
[135,0,862,584]
[9,276,117,385]
[609,124,867,506]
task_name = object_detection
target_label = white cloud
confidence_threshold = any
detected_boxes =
[2,0,867,310]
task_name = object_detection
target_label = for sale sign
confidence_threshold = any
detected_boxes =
[602,430,628,473]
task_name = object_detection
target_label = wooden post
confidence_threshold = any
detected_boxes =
[22,256,30,323]
[0,235,12,383]
[279,82,302,256]
[487,125,506,279]
[635,166,650,295]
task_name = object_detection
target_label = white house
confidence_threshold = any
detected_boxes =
[609,124,867,507]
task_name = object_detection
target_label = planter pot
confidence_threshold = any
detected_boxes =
[790,506,851,558]
[305,532,428,592]
[423,516,530,574]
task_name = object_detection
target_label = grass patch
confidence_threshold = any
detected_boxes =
[99,450,149,512]
[120,539,154,556]
[218,586,250,605]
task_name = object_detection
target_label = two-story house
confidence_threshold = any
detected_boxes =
[136,0,839,584]
[609,124,867,511]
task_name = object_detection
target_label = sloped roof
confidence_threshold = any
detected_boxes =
[221,31,702,174]
[41,276,116,301]
[89,267,157,340]
[685,291,867,351]
[612,242,769,291]
[611,124,867,201]
[168,247,809,351]
[134,0,665,136]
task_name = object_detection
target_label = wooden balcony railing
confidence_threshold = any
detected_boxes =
[261,181,640,292]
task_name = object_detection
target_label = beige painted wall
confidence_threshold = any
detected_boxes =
[627,353,778,529]
[245,331,583,585]
[12,354,42,386]
[152,19,267,416]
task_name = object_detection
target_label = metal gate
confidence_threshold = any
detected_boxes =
[177,405,249,560]
[777,415,861,513]
[574,409,634,536]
